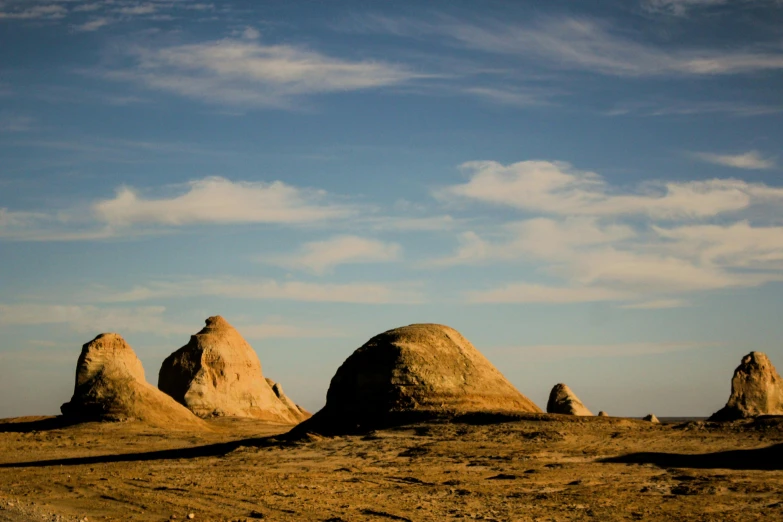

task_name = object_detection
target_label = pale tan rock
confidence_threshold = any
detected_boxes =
[598,411,609,417]
[60,333,205,429]
[709,351,783,421]
[546,383,593,416]
[158,316,309,423]
[296,323,541,433]
[643,414,660,424]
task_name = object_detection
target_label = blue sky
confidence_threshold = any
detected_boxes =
[1,0,782,418]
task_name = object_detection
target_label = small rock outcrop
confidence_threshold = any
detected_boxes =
[598,411,609,417]
[546,383,593,416]
[294,323,541,434]
[158,316,309,423]
[643,414,660,424]
[60,333,204,429]
[709,351,783,421]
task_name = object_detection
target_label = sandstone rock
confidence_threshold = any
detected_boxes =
[158,316,309,423]
[643,414,659,424]
[295,323,541,434]
[546,383,593,416]
[60,333,204,429]
[709,351,783,421]
[598,411,609,417]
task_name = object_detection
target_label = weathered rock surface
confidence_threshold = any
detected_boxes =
[546,383,593,416]
[709,351,783,421]
[295,323,541,434]
[158,316,309,423]
[598,411,609,417]
[643,414,660,424]
[60,333,204,429]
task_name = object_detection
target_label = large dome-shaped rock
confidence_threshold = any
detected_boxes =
[546,383,593,416]
[295,323,541,434]
[709,352,783,421]
[60,333,204,429]
[158,316,309,423]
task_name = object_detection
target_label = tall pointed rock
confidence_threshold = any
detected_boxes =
[709,351,783,421]
[158,316,309,423]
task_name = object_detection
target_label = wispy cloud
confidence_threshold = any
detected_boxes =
[355,14,783,77]
[103,34,423,108]
[261,235,402,274]
[621,299,690,309]
[468,282,630,304]
[72,16,112,31]
[641,0,730,16]
[439,160,783,218]
[0,303,345,339]
[0,114,35,132]
[89,276,424,304]
[0,4,67,20]
[692,150,776,170]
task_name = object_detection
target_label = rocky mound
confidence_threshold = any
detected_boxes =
[598,411,609,417]
[643,414,660,424]
[158,316,309,423]
[294,323,541,434]
[709,351,783,421]
[546,383,593,416]
[60,333,204,429]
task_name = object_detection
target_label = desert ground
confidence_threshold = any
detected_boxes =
[1,413,782,522]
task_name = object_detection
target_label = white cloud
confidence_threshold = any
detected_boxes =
[692,150,776,170]
[263,235,402,274]
[371,214,459,231]
[90,276,424,304]
[93,176,356,227]
[462,86,551,107]
[468,282,630,304]
[105,36,421,107]
[441,160,783,219]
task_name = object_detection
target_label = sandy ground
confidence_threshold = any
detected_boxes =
[0,414,782,521]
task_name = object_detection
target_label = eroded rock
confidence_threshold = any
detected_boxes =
[709,351,783,421]
[295,323,541,434]
[60,333,204,429]
[546,383,593,416]
[158,316,309,423]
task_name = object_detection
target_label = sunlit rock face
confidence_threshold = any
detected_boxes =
[710,351,783,421]
[295,323,541,434]
[61,333,205,430]
[158,316,309,423]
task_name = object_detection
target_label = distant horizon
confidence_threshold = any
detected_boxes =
[2,0,782,419]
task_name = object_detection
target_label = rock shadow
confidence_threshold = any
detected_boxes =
[0,436,280,468]
[0,416,83,433]
[602,443,783,471]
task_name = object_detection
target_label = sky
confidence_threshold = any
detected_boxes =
[1,0,782,419]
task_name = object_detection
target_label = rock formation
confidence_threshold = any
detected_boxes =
[598,411,609,417]
[60,333,204,429]
[709,351,783,421]
[294,323,541,434]
[158,316,309,423]
[546,383,593,416]
[643,414,659,424]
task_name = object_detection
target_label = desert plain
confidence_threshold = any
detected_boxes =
[1,413,782,522]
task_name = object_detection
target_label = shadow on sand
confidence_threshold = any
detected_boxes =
[0,416,85,433]
[0,436,281,468]
[602,443,783,471]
